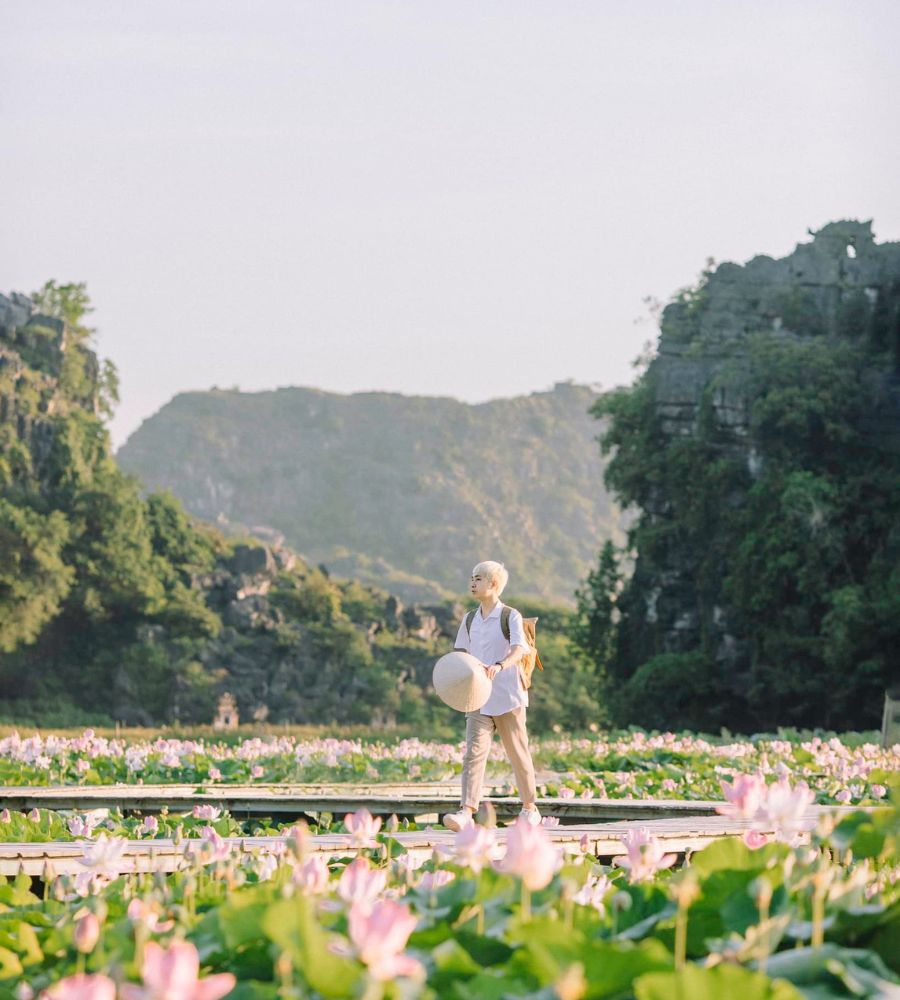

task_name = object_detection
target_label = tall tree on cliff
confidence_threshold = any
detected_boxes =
[585,222,900,732]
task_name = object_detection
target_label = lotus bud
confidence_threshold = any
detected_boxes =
[74,912,101,953]
[750,876,773,911]
[611,890,632,913]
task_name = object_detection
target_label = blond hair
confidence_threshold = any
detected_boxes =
[472,561,509,596]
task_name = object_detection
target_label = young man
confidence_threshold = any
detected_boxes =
[442,561,541,831]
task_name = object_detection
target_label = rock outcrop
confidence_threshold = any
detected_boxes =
[629,220,900,676]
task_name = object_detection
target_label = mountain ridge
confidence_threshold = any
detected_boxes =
[117,380,619,603]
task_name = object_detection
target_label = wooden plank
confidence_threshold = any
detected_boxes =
[0,809,838,877]
[0,785,728,821]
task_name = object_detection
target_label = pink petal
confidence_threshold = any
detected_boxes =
[193,973,237,1000]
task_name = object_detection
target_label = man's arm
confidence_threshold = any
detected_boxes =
[485,644,527,680]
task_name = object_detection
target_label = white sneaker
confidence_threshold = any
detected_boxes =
[443,810,475,832]
[519,807,541,826]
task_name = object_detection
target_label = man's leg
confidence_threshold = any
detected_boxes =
[460,711,495,812]
[494,707,537,810]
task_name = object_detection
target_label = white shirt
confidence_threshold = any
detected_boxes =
[453,603,529,716]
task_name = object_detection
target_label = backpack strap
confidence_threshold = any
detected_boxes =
[500,605,511,642]
[465,605,512,641]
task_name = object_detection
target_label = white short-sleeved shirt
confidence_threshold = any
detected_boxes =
[453,603,530,716]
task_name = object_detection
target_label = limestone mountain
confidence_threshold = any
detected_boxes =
[117,382,620,603]
[592,220,900,731]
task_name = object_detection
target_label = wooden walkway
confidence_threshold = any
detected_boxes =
[0,809,842,877]
[0,784,727,822]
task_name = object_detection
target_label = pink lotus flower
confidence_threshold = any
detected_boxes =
[541,816,560,828]
[558,787,576,800]
[871,784,887,799]
[208,768,223,781]
[757,778,815,843]
[0,808,9,823]
[127,898,173,933]
[141,816,159,836]
[614,828,676,883]
[192,805,221,821]
[197,827,232,863]
[573,873,612,913]
[417,870,455,892]
[43,973,116,1000]
[251,765,264,779]
[28,808,40,822]
[496,816,562,890]
[744,830,769,850]
[68,816,98,839]
[835,789,852,804]
[716,773,766,819]
[452,824,498,873]
[343,809,382,848]
[78,835,127,877]
[347,899,423,981]
[338,857,387,906]
[121,940,235,1000]
[293,854,331,894]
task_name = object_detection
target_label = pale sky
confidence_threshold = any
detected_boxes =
[3,1,898,448]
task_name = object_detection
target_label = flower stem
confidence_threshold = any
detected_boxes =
[521,884,531,922]
[674,903,688,970]
[812,884,825,949]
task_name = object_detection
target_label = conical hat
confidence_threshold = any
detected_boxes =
[432,651,492,713]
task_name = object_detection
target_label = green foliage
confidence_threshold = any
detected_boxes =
[0,500,73,652]
[615,653,733,732]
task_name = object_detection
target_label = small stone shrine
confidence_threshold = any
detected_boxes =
[213,692,239,730]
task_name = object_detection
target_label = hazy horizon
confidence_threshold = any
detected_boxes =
[3,1,898,448]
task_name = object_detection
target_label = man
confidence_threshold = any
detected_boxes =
[442,560,541,831]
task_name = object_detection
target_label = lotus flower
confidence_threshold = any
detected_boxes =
[716,773,766,819]
[452,824,498,873]
[121,940,235,1000]
[337,857,387,906]
[343,809,382,848]
[43,973,116,1000]
[756,778,814,843]
[78,835,126,876]
[572,873,612,913]
[614,828,676,883]
[347,899,423,981]
[199,827,232,863]
[293,854,330,894]
[140,816,159,836]
[417,870,455,892]
[68,815,99,838]
[192,805,221,821]
[496,816,562,891]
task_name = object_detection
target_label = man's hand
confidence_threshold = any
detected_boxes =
[484,662,503,680]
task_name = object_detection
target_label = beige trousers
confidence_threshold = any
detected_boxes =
[460,706,537,811]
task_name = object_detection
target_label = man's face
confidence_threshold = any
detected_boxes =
[470,572,497,601]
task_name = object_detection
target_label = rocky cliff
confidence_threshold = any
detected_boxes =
[117,382,620,604]
[601,220,900,728]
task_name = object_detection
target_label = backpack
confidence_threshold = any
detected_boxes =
[464,604,544,689]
